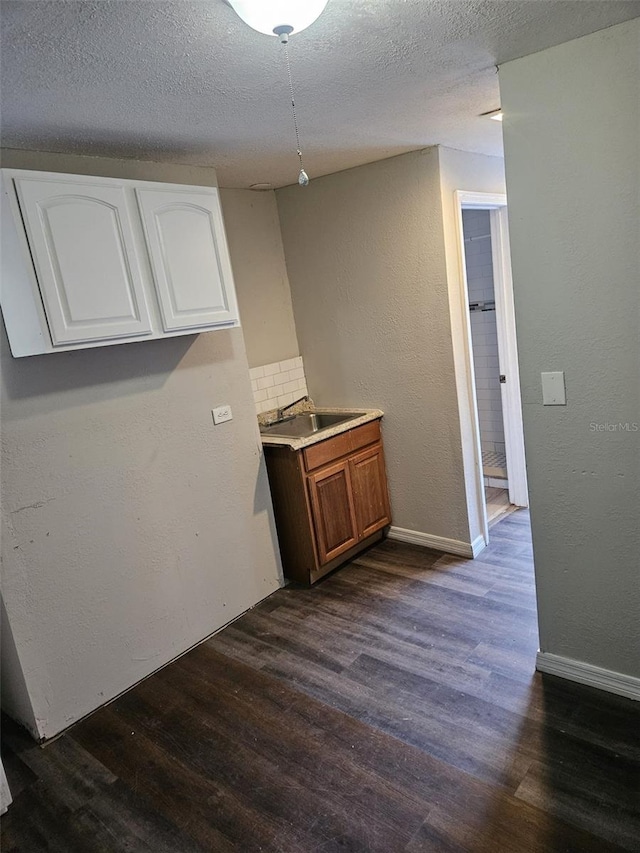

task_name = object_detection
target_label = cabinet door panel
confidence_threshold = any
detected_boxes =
[350,444,392,539]
[307,460,359,565]
[14,178,152,345]
[136,188,239,331]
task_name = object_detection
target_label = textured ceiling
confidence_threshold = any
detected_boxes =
[2,1,639,188]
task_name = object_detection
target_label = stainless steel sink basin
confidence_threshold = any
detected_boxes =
[260,411,361,439]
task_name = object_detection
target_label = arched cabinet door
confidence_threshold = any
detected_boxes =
[135,187,239,331]
[13,177,152,345]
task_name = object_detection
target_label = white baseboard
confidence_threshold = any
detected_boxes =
[388,526,486,558]
[471,535,487,558]
[536,652,640,701]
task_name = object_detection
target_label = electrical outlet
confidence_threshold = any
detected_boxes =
[212,405,233,425]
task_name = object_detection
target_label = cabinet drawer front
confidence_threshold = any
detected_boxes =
[136,187,239,331]
[14,177,152,345]
[303,420,381,472]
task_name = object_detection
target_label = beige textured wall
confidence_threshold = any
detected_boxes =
[500,20,640,677]
[438,148,507,545]
[277,148,472,543]
[0,149,283,739]
[220,189,299,368]
[0,597,37,734]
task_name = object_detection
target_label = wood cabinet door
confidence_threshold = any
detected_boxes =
[13,176,152,346]
[135,187,239,331]
[307,459,359,565]
[350,444,392,539]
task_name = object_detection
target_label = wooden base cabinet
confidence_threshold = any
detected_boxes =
[264,419,391,585]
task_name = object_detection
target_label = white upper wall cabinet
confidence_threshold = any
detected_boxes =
[14,176,153,346]
[135,187,239,332]
[0,169,240,357]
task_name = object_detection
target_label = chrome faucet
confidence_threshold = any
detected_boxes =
[276,394,309,422]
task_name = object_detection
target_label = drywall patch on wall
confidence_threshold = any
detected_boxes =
[500,19,640,679]
[219,188,299,368]
[277,147,472,544]
[0,149,283,739]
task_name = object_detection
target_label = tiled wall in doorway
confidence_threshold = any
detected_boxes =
[463,209,506,462]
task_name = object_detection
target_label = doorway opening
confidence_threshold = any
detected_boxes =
[454,191,528,543]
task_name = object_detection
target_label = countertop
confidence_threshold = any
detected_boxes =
[259,407,384,451]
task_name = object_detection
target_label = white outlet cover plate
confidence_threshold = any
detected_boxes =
[212,405,233,424]
[541,371,566,405]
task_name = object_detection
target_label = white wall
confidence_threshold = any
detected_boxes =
[500,19,640,679]
[219,189,299,368]
[0,757,11,815]
[0,149,283,739]
[0,597,37,734]
[277,148,474,546]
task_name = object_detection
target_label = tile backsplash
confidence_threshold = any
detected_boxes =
[250,356,309,416]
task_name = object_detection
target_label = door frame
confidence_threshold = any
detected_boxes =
[453,191,529,539]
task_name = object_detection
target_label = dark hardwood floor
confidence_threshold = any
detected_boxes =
[2,509,639,851]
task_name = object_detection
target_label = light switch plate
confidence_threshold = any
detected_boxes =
[541,372,566,405]
[212,405,233,424]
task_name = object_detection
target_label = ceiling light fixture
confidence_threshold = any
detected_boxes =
[227,0,330,187]
[481,108,503,122]
[226,1,329,40]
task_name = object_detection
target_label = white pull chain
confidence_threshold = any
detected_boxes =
[282,40,309,186]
